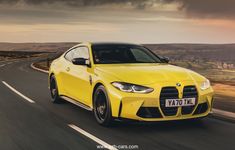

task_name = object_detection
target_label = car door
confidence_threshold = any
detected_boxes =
[63,46,92,106]
[60,48,74,96]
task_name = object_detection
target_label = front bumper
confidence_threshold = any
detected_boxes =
[107,81,214,121]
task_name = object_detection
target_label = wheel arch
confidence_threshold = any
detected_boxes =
[92,82,104,106]
[49,72,55,81]
[92,82,114,125]
[48,73,54,87]
[49,72,63,96]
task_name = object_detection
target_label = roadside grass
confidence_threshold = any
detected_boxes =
[33,61,51,71]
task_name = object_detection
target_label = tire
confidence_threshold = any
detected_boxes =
[93,85,113,126]
[50,75,62,103]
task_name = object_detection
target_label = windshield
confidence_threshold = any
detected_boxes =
[92,44,162,64]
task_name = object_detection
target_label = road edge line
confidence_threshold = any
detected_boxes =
[0,64,6,67]
[68,124,118,150]
[2,81,35,103]
[30,63,49,74]
[212,108,235,122]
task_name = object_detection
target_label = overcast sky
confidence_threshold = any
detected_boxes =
[1,0,235,43]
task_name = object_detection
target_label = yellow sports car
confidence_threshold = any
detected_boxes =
[49,42,214,126]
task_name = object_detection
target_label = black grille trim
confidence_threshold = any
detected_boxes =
[160,87,179,116]
[136,107,163,118]
[182,86,198,115]
[193,102,208,115]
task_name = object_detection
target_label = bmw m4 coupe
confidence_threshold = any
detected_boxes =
[49,42,214,126]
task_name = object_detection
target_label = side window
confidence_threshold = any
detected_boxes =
[72,47,89,59]
[65,50,74,61]
[65,47,89,62]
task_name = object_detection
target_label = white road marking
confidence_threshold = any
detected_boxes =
[0,64,6,67]
[2,81,35,103]
[0,60,18,68]
[30,63,49,74]
[213,108,235,120]
[68,124,118,150]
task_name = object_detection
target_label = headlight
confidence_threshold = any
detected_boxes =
[111,82,154,94]
[200,79,211,90]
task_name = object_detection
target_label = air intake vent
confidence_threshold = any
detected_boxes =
[193,102,208,115]
[137,107,162,118]
[160,87,178,116]
[182,86,198,115]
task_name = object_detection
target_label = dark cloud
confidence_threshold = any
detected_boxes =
[0,0,235,19]
[0,0,155,8]
[164,0,235,19]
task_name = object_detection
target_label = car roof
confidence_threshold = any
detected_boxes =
[68,42,143,51]
[91,42,141,47]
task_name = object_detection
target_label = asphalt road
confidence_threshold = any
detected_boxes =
[0,58,235,150]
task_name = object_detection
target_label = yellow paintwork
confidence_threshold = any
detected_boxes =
[49,43,214,121]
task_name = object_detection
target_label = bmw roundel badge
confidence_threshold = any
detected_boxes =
[176,83,181,87]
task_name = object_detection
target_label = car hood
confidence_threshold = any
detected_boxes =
[95,64,201,85]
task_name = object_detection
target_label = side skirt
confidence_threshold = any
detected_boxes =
[60,95,93,111]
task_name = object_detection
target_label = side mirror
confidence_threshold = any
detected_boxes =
[72,58,91,67]
[160,56,170,63]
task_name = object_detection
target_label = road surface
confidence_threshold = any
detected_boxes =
[0,58,235,150]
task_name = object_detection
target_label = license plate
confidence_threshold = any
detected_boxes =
[165,98,196,107]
